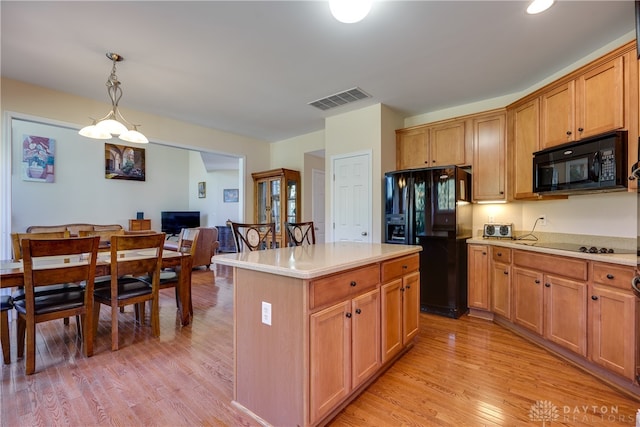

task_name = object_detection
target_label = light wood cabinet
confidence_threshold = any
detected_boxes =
[588,262,638,380]
[512,250,589,356]
[381,254,419,363]
[396,120,467,170]
[467,244,490,312]
[252,168,300,248]
[540,56,625,149]
[310,288,380,423]
[490,247,511,319]
[472,110,506,202]
[128,219,151,231]
[508,98,540,200]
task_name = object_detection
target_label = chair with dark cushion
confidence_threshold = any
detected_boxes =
[15,236,100,374]
[1,295,13,364]
[230,222,277,252]
[93,233,165,351]
[285,221,316,246]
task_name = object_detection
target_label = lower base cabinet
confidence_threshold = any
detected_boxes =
[310,288,381,423]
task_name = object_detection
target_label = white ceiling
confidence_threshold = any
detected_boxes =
[1,1,636,148]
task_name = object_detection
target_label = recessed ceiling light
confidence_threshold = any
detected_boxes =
[329,0,372,23]
[527,0,555,15]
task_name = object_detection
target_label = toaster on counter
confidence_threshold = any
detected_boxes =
[483,223,514,239]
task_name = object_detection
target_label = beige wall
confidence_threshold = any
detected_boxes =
[1,78,271,221]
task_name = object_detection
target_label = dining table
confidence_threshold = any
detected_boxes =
[0,248,193,326]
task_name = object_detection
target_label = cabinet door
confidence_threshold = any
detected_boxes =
[510,99,540,199]
[430,121,466,166]
[467,245,489,310]
[491,262,511,319]
[512,266,544,334]
[381,279,402,363]
[472,112,506,202]
[396,129,428,170]
[351,289,380,388]
[402,271,420,345]
[589,284,637,379]
[255,179,269,224]
[541,81,575,148]
[544,275,587,357]
[310,301,350,423]
[577,56,624,139]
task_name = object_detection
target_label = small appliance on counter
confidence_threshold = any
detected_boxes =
[483,223,514,239]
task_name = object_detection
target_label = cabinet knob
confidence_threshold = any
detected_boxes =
[606,274,614,280]
[406,285,411,289]
[503,270,509,275]
[400,287,405,292]
[591,295,599,301]
[545,283,551,287]
[402,265,408,269]
[566,130,572,136]
[497,252,502,257]
[346,312,352,318]
[482,252,487,255]
[350,281,357,287]
[355,308,362,315]
[578,127,584,132]
[534,279,541,284]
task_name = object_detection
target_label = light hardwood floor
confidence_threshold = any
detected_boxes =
[2,266,638,426]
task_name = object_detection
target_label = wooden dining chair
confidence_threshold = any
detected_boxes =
[15,236,100,374]
[11,230,82,328]
[78,229,124,251]
[11,231,70,261]
[285,221,316,246]
[93,233,165,351]
[1,295,13,364]
[230,222,277,252]
[153,228,199,315]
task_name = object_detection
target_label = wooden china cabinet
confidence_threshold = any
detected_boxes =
[252,168,301,248]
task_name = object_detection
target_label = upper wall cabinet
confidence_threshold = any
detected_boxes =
[472,110,506,202]
[508,98,540,200]
[396,119,467,170]
[540,55,625,149]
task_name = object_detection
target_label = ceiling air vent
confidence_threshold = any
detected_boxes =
[308,87,371,111]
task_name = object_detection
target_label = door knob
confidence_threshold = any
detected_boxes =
[361,231,368,236]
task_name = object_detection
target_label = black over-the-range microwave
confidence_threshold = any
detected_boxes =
[533,131,627,195]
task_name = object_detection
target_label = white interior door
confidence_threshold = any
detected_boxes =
[312,169,326,244]
[332,152,371,242]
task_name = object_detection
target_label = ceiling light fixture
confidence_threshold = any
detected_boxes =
[526,0,554,15]
[329,0,372,23]
[79,52,148,143]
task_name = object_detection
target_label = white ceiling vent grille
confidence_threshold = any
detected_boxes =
[308,87,371,111]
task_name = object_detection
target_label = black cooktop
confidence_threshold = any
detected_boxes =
[527,242,637,255]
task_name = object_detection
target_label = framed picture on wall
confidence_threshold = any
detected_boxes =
[223,188,239,203]
[22,135,55,182]
[105,143,145,181]
[198,181,206,198]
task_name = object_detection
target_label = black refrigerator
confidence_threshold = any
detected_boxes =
[384,166,472,318]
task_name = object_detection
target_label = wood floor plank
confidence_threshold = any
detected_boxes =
[2,265,638,426]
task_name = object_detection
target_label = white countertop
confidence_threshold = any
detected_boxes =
[467,237,638,267]
[213,242,421,279]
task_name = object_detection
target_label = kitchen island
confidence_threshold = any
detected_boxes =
[214,242,421,427]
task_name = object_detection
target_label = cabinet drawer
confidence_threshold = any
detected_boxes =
[491,247,511,263]
[513,250,587,281]
[381,254,419,282]
[591,262,635,291]
[310,264,380,310]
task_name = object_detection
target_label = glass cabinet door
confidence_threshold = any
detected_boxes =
[286,179,297,224]
[270,178,281,233]
[256,181,268,223]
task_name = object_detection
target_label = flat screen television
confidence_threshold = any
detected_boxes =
[161,211,200,236]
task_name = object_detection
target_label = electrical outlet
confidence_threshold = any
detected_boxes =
[488,215,495,223]
[539,215,547,226]
[261,301,272,326]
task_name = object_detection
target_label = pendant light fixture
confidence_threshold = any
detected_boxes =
[79,52,148,143]
[526,0,554,15]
